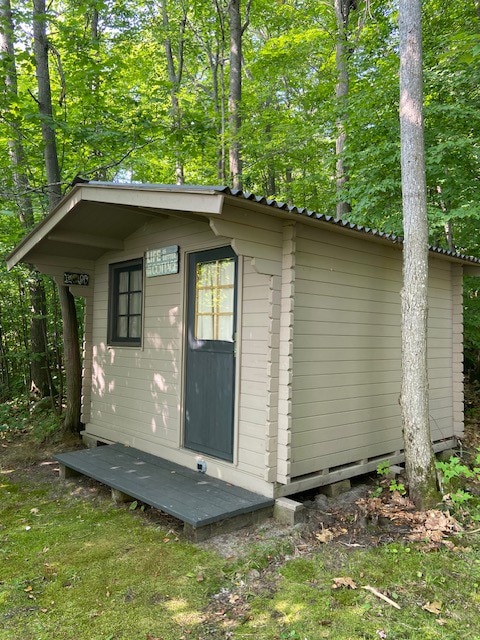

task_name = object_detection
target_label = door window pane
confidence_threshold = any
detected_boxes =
[118,271,129,293]
[130,270,142,292]
[195,258,234,341]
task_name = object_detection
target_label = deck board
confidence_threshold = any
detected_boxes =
[55,444,274,529]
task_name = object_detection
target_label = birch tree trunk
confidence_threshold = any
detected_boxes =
[228,0,242,189]
[334,0,352,219]
[33,0,82,433]
[399,0,439,509]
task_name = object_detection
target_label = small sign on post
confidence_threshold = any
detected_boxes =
[145,245,179,277]
[64,272,90,286]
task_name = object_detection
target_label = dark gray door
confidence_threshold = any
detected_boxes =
[184,247,237,461]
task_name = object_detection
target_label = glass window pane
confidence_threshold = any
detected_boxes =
[197,314,214,340]
[117,316,128,338]
[130,269,142,291]
[197,262,216,288]
[118,271,129,293]
[218,314,233,341]
[219,287,234,313]
[198,288,214,314]
[129,316,141,339]
[118,293,128,315]
[130,292,142,315]
[219,259,234,285]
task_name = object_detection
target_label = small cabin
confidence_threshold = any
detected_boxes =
[7,184,480,501]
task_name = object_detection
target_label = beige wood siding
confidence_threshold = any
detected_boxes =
[291,223,456,479]
[86,212,278,489]
[210,206,284,482]
[89,217,207,450]
[451,264,464,437]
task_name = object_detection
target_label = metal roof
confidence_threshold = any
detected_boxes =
[212,186,480,266]
[84,182,480,265]
[7,181,480,269]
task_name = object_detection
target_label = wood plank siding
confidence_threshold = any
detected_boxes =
[290,223,458,479]
[84,212,277,494]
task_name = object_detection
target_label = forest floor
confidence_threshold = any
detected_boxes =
[1,411,480,639]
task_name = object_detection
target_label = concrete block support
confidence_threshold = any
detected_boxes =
[319,479,351,498]
[274,497,305,525]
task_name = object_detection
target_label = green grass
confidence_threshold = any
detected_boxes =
[2,429,480,639]
[0,475,225,640]
[234,543,480,640]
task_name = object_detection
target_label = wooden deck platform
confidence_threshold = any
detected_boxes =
[55,444,274,539]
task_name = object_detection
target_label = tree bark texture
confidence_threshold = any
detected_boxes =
[334,0,352,219]
[33,0,82,430]
[228,0,242,190]
[399,0,438,509]
[57,285,82,433]
[33,0,62,209]
[1,0,52,398]
[161,0,186,185]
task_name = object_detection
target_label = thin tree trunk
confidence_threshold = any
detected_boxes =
[161,0,186,185]
[0,306,10,398]
[334,0,352,219]
[32,0,62,208]
[214,0,227,182]
[228,0,242,189]
[1,0,52,398]
[33,0,82,433]
[57,285,82,433]
[399,0,439,509]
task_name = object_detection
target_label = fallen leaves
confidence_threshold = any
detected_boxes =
[356,493,462,549]
[332,576,357,589]
[422,601,442,615]
[315,526,348,543]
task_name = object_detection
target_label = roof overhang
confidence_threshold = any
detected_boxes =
[7,182,480,272]
[6,183,225,270]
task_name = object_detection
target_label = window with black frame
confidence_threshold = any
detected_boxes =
[108,258,143,346]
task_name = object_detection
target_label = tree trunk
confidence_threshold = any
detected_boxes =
[57,285,82,433]
[399,0,439,509]
[32,0,62,209]
[0,306,10,399]
[161,0,186,185]
[33,0,82,433]
[1,0,52,399]
[213,0,227,183]
[228,0,242,189]
[28,274,51,398]
[334,0,352,219]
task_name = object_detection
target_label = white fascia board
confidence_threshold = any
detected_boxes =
[81,185,225,215]
[6,185,225,270]
[6,188,84,270]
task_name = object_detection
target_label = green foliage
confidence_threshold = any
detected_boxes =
[0,399,30,433]
[436,452,480,518]
[375,460,407,496]
[436,456,476,486]
[1,0,480,415]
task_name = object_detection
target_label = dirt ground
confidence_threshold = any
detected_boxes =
[1,426,474,561]
[3,424,480,635]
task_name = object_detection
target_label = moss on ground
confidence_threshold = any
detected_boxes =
[2,425,480,640]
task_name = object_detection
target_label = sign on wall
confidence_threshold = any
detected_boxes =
[64,272,90,286]
[145,245,179,277]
